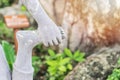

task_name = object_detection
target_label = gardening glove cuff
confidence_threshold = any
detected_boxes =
[12,64,34,80]
[0,45,12,80]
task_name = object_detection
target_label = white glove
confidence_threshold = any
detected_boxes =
[37,25,65,46]
[13,31,37,80]
[19,0,65,47]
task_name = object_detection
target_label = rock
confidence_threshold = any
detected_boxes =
[64,45,120,80]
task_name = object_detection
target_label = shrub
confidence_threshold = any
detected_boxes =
[46,48,85,80]
[32,56,42,76]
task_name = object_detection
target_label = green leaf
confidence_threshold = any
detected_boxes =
[60,58,70,65]
[74,53,85,62]
[2,40,15,70]
[32,56,42,67]
[48,49,56,57]
[107,68,120,80]
[64,48,73,58]
[46,60,58,66]
[48,67,57,76]
[58,66,66,72]
[73,50,80,58]
[75,58,85,62]
[67,64,73,70]
[32,56,40,62]
[79,52,85,57]
[55,53,63,58]
[49,77,55,80]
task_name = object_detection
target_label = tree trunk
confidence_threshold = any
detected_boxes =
[60,0,120,55]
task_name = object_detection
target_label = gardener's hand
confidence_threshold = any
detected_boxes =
[37,23,65,47]
[19,0,66,47]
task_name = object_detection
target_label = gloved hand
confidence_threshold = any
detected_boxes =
[37,25,65,46]
[19,0,66,47]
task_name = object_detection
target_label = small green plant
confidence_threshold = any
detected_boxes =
[32,56,42,76]
[46,48,85,80]
[107,68,120,80]
[107,58,120,80]
[64,48,85,62]
[2,40,15,70]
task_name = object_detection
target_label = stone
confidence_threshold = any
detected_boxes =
[64,45,120,80]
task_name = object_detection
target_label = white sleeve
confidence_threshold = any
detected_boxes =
[20,0,55,26]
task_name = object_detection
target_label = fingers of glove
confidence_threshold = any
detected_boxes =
[59,27,66,39]
[56,36,62,44]
[43,41,49,47]
[62,32,66,39]
[48,40,54,46]
[59,27,64,32]
[52,38,59,46]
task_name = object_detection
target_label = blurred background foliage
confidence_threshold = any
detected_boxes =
[0,0,14,8]
[0,20,13,43]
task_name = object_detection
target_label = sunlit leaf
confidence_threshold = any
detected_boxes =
[73,50,80,58]
[60,58,70,65]
[2,40,15,70]
[64,48,73,58]
[48,49,56,57]
[67,64,73,70]
[58,66,66,72]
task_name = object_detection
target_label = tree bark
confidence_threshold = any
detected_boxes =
[60,0,120,55]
